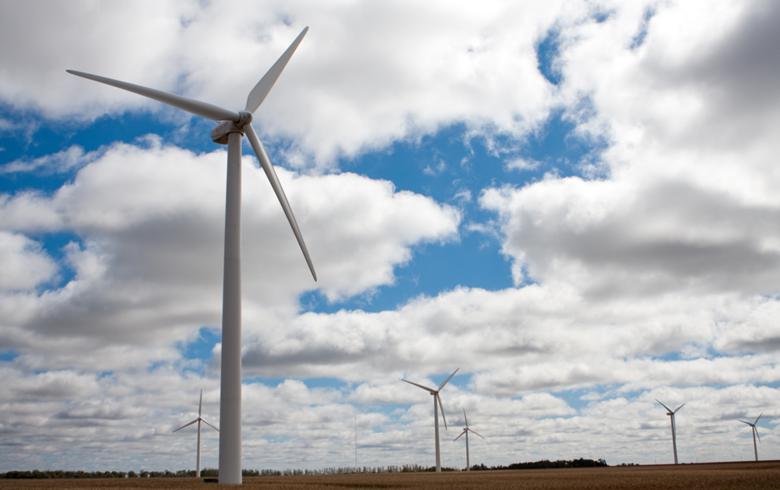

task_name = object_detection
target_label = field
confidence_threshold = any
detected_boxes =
[1,461,778,489]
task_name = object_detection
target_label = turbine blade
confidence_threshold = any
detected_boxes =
[201,418,219,432]
[245,27,308,114]
[463,408,468,428]
[437,394,448,430]
[454,430,465,441]
[244,124,317,281]
[755,427,761,442]
[198,389,203,417]
[66,70,239,121]
[173,419,198,432]
[470,429,485,439]
[739,420,753,426]
[401,378,436,393]
[656,399,672,412]
[755,413,762,425]
[438,368,460,391]
[674,403,685,413]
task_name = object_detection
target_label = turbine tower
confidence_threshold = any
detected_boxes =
[656,400,684,464]
[454,409,484,471]
[68,28,316,485]
[402,368,459,472]
[174,390,219,478]
[739,414,762,462]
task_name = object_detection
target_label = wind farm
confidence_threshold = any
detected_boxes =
[1,0,779,487]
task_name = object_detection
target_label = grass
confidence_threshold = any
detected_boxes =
[1,461,778,489]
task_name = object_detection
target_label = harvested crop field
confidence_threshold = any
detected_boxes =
[2,461,778,489]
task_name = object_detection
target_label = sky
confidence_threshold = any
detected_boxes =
[0,0,779,472]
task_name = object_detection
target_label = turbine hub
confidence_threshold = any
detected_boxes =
[211,112,253,144]
[236,111,253,127]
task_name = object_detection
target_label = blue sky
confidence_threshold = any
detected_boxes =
[1,0,779,473]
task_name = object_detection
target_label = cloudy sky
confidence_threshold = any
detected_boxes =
[1,0,778,472]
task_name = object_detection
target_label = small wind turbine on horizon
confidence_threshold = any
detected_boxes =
[739,414,762,462]
[657,399,684,465]
[68,27,316,485]
[174,390,219,478]
[454,409,484,471]
[402,368,459,472]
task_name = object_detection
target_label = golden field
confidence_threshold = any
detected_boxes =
[1,461,778,489]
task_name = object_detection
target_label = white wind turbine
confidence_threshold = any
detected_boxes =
[739,414,762,462]
[657,400,685,464]
[402,368,459,472]
[68,27,316,485]
[174,390,219,478]
[454,409,484,471]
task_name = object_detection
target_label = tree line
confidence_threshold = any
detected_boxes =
[0,459,608,479]
[0,465,431,479]
[471,458,608,470]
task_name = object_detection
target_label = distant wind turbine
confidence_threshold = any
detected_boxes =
[354,414,358,468]
[454,409,484,471]
[68,27,316,485]
[174,390,219,478]
[402,368,459,472]
[739,414,762,462]
[657,400,684,464]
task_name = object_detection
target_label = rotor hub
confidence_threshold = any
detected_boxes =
[236,111,252,127]
[211,111,253,144]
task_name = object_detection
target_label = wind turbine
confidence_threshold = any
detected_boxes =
[657,400,684,464]
[68,27,316,485]
[739,414,762,462]
[454,409,483,471]
[174,390,219,478]
[354,415,358,469]
[402,368,459,472]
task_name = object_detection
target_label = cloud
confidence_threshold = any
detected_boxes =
[0,192,63,231]
[481,177,780,297]
[477,0,780,300]
[5,369,99,401]
[3,357,774,470]
[0,138,459,369]
[0,0,588,166]
[0,231,57,290]
[505,157,540,172]
[0,117,15,132]
[240,284,780,394]
[0,145,100,175]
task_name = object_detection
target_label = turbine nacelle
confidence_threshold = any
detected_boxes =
[211,112,253,144]
[739,414,762,441]
[656,399,684,415]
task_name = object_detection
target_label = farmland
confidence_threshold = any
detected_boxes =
[1,461,778,489]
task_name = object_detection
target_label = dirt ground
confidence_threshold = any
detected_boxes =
[1,461,778,489]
